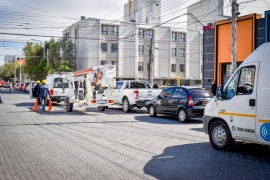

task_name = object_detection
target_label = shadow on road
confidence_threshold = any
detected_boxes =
[144,142,270,179]
[135,115,202,125]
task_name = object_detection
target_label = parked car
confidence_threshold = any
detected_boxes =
[14,83,20,90]
[147,86,214,123]
[22,83,29,92]
[25,83,30,93]
[18,83,24,91]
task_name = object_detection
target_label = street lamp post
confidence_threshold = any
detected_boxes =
[31,39,48,68]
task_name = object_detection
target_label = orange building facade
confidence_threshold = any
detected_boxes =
[214,14,261,86]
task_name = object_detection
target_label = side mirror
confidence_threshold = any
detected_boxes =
[217,86,223,101]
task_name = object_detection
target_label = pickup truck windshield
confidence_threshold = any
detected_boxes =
[53,78,69,88]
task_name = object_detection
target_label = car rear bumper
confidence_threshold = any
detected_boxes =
[187,106,205,118]
[135,100,152,107]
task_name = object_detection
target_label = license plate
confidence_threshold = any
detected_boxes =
[203,101,208,105]
[98,100,107,104]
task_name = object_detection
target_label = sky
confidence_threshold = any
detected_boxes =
[0,0,127,64]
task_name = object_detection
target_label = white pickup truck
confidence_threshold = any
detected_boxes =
[109,80,162,112]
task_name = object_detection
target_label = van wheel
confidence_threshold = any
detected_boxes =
[209,120,235,150]
[149,105,157,117]
[123,98,131,113]
[98,106,106,111]
[66,98,73,112]
[178,109,188,123]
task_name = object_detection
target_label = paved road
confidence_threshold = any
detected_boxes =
[0,88,270,180]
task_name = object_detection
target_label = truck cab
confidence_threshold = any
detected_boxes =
[203,42,270,150]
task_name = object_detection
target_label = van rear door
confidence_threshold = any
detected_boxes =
[52,77,69,99]
[218,63,258,141]
[29,81,36,99]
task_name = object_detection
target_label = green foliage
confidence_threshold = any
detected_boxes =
[0,62,18,81]
[0,39,77,81]
[22,38,76,80]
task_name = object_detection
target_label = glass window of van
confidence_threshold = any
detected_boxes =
[237,66,255,95]
[224,71,239,99]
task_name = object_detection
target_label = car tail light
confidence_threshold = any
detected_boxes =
[50,89,54,95]
[134,90,139,99]
[188,95,194,106]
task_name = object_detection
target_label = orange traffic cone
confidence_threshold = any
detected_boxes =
[48,99,53,111]
[33,98,38,111]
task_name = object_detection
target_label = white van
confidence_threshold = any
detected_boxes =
[203,42,270,150]
[45,74,69,103]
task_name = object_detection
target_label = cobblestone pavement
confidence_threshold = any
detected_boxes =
[0,88,270,180]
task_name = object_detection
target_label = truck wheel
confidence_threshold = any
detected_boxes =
[123,98,131,113]
[209,120,235,150]
[178,109,188,123]
[149,105,157,117]
[98,106,106,111]
[66,98,73,112]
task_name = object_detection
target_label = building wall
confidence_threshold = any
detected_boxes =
[63,18,186,84]
[203,29,214,91]
[214,14,259,85]
[124,0,161,25]
[187,0,227,83]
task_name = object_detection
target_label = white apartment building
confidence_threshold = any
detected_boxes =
[124,0,161,25]
[63,17,188,85]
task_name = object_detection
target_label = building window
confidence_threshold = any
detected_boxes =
[138,62,144,71]
[112,26,118,35]
[180,48,185,57]
[171,64,176,72]
[139,29,144,38]
[111,61,117,65]
[148,30,153,39]
[101,25,107,35]
[180,33,185,42]
[101,60,107,65]
[180,64,185,72]
[172,32,177,41]
[172,48,176,56]
[101,43,107,52]
[139,45,144,54]
[111,43,118,53]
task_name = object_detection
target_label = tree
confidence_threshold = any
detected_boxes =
[23,42,46,80]
[22,39,76,80]
[0,62,17,81]
[47,38,76,73]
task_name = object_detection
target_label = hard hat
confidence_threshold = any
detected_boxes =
[36,80,40,84]
[42,80,46,84]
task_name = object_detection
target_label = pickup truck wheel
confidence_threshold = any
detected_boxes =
[209,120,235,150]
[149,105,157,117]
[178,109,188,123]
[66,98,73,112]
[98,106,106,111]
[123,99,131,113]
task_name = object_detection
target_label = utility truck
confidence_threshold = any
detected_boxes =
[203,42,270,150]
[63,65,116,112]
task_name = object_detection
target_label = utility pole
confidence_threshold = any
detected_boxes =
[135,11,138,80]
[231,0,240,74]
[148,38,153,83]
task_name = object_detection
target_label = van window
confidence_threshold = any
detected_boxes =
[224,71,240,99]
[237,66,255,95]
[53,78,69,88]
